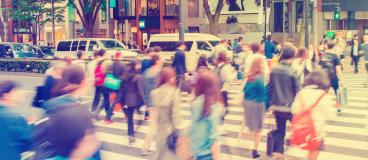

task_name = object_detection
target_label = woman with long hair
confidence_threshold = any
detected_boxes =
[291,70,335,160]
[242,55,267,158]
[119,61,144,144]
[150,67,183,159]
[292,48,313,82]
[34,65,101,160]
[190,71,224,160]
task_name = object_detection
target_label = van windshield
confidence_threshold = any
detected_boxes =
[149,41,193,52]
[101,40,126,49]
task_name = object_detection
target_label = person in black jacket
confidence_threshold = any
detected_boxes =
[269,45,300,158]
[349,34,362,74]
[172,41,187,87]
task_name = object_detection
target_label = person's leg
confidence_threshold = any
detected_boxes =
[252,131,261,158]
[126,106,136,143]
[353,56,359,73]
[101,87,110,117]
[91,86,102,112]
[308,150,320,160]
[106,91,118,121]
[274,112,288,154]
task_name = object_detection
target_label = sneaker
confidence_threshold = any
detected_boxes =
[129,136,136,145]
[252,150,260,159]
[104,120,114,125]
[337,109,342,113]
[141,149,151,156]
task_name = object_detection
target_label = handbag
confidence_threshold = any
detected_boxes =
[290,92,327,151]
[167,129,179,152]
[103,74,122,90]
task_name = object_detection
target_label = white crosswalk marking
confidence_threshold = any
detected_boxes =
[95,73,368,160]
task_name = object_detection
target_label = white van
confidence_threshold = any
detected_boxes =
[147,33,233,72]
[54,38,138,60]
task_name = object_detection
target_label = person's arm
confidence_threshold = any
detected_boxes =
[172,53,177,67]
[136,75,145,102]
[335,55,345,84]
[181,52,187,73]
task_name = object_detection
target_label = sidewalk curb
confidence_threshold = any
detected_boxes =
[0,71,44,77]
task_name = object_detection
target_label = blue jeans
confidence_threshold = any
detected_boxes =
[92,86,111,120]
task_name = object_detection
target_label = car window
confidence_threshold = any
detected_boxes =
[78,41,87,51]
[209,41,220,47]
[88,41,99,51]
[197,41,212,51]
[57,41,72,51]
[149,41,193,52]
[71,41,79,51]
[101,40,124,49]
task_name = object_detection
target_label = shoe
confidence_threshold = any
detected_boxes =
[141,149,151,156]
[129,136,136,145]
[252,150,260,159]
[144,116,150,121]
[337,109,342,113]
[104,120,114,125]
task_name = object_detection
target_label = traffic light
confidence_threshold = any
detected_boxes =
[334,6,341,20]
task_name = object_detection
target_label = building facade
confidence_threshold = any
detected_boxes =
[0,0,13,42]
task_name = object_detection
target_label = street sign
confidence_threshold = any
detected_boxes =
[334,6,341,20]
[110,0,116,8]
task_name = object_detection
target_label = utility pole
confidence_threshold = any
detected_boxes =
[179,0,184,41]
[106,0,110,38]
[313,0,318,47]
[263,0,267,41]
[51,0,55,47]
[304,0,310,47]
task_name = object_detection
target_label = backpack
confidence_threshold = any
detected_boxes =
[290,92,327,151]
[319,54,336,79]
[94,63,105,86]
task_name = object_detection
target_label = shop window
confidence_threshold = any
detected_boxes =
[166,0,179,16]
[188,0,199,17]
[142,0,159,16]
[188,26,200,33]
[119,0,136,16]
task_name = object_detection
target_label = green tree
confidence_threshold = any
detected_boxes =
[11,0,65,44]
[68,0,106,38]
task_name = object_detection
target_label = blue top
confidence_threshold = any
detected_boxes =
[189,96,223,157]
[244,76,267,103]
[265,40,276,59]
[0,105,32,160]
[141,58,152,74]
[172,49,187,75]
[143,68,160,107]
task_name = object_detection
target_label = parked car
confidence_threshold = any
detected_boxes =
[54,38,138,60]
[147,33,233,72]
[33,45,55,59]
[0,42,45,59]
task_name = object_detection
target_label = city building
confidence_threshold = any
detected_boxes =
[0,0,13,42]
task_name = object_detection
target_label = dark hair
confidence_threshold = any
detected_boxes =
[195,71,223,118]
[197,55,208,70]
[279,45,296,62]
[157,67,176,87]
[153,46,161,52]
[93,51,99,57]
[303,69,330,91]
[176,41,185,48]
[217,51,227,63]
[326,40,335,49]
[51,65,85,97]
[151,54,160,65]
[251,43,260,53]
[266,35,272,41]
[127,61,137,75]
[76,50,83,59]
[97,49,106,57]
[0,81,17,99]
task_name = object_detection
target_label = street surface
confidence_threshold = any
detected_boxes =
[0,71,367,160]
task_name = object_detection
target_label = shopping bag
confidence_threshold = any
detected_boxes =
[266,130,277,156]
[103,74,122,90]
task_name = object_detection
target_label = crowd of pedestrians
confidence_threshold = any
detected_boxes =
[1,33,362,160]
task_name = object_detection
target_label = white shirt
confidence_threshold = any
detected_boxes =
[353,40,359,56]
[216,63,236,91]
[243,54,270,83]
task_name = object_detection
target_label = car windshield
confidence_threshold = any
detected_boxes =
[101,40,125,49]
[209,41,220,47]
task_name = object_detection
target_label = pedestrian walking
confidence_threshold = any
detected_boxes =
[172,41,187,88]
[0,81,33,160]
[119,61,145,144]
[212,39,228,62]
[292,48,313,82]
[244,43,270,83]
[215,51,236,108]
[242,55,267,159]
[269,45,300,158]
[91,50,111,122]
[360,35,368,73]
[141,47,161,74]
[72,50,87,72]
[265,35,277,60]
[196,54,209,70]
[189,71,224,160]
[150,67,183,160]
[349,34,362,74]
[319,40,345,112]
[291,69,335,160]
[34,65,101,160]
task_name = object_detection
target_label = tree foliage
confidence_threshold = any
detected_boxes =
[11,0,65,26]
[68,0,106,37]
